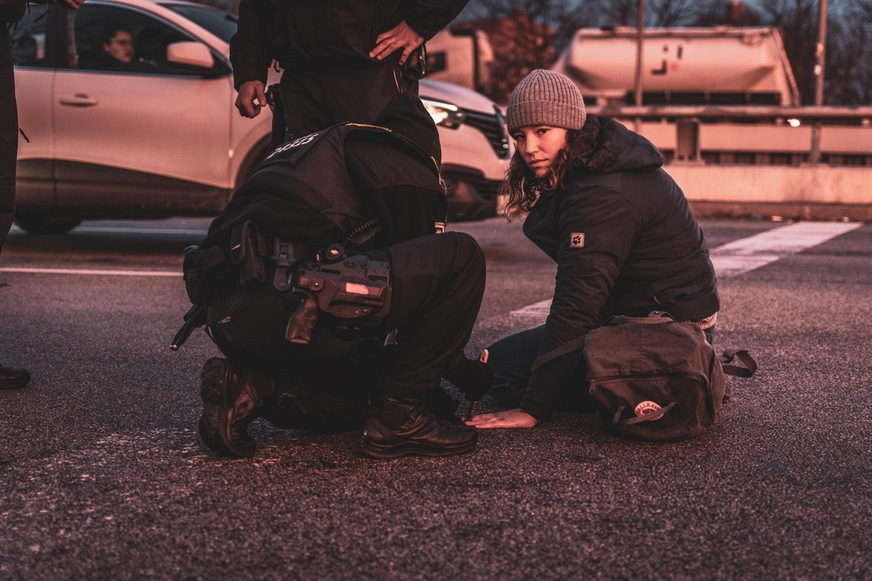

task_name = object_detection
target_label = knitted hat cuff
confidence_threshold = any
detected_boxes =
[507,100,585,133]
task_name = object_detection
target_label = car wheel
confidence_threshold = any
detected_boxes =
[13,214,83,235]
[235,139,273,189]
[443,175,495,222]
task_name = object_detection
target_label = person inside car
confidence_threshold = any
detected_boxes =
[81,26,153,72]
[102,27,134,66]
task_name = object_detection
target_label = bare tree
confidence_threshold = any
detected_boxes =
[825,0,872,104]
[474,8,557,101]
[753,0,818,104]
[648,0,696,27]
[461,0,601,100]
[745,0,872,105]
[463,0,601,50]
[597,0,638,26]
[594,0,704,28]
[691,0,763,26]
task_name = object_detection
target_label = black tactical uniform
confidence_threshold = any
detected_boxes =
[187,94,486,459]
[0,0,25,253]
[0,0,31,390]
[230,0,468,139]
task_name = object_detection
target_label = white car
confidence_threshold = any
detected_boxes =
[10,0,509,234]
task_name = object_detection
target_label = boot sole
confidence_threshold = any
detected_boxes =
[359,437,477,459]
[0,379,29,390]
[218,362,256,458]
[0,372,31,390]
[198,358,231,455]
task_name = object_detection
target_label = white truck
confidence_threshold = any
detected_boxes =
[552,26,800,106]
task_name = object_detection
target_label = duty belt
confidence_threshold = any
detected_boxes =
[272,239,391,345]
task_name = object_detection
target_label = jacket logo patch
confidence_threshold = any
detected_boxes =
[570,233,585,248]
[635,401,664,419]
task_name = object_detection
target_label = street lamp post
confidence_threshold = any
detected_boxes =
[634,0,645,132]
[809,0,827,163]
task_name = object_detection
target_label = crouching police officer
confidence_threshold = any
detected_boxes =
[178,93,488,459]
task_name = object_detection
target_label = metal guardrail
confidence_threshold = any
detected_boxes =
[586,105,872,122]
[586,105,872,165]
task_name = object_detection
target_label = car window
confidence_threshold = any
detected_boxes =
[68,4,204,75]
[10,7,50,67]
[160,4,236,44]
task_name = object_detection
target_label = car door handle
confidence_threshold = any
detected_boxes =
[58,94,99,107]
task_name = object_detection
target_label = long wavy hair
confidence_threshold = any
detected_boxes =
[500,130,579,220]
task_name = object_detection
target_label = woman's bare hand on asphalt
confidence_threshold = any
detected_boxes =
[465,408,538,429]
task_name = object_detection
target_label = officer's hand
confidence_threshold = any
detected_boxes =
[235,80,267,119]
[465,409,539,429]
[55,0,85,8]
[370,21,424,65]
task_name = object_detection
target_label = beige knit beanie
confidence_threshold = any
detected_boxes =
[506,69,586,133]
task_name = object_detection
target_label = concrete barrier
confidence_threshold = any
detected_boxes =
[667,164,872,221]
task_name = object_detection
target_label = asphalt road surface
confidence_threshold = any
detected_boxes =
[1,217,870,580]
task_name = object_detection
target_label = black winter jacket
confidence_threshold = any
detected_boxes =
[519,115,719,421]
[230,0,468,87]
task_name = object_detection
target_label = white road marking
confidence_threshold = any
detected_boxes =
[8,225,208,236]
[73,227,207,236]
[511,300,552,318]
[0,267,180,277]
[709,221,863,277]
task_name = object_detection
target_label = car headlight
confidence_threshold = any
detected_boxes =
[421,98,466,129]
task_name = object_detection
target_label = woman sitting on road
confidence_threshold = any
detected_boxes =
[467,69,719,430]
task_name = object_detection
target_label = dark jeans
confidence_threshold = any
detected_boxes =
[207,232,486,400]
[278,63,417,140]
[487,323,716,410]
[0,27,17,254]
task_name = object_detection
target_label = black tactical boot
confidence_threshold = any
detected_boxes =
[198,357,275,458]
[0,364,30,390]
[359,397,478,459]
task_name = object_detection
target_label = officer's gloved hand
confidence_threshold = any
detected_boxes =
[445,355,492,401]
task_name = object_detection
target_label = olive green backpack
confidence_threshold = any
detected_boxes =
[583,313,756,441]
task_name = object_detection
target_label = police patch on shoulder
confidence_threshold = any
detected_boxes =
[570,232,585,248]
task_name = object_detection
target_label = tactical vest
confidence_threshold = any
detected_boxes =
[219,122,439,247]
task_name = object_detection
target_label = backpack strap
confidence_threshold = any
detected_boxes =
[531,335,587,372]
[532,313,674,371]
[720,349,757,378]
[608,312,675,325]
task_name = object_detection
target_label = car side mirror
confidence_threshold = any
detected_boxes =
[166,41,215,70]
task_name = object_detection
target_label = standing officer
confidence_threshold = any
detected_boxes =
[230,0,468,142]
[184,94,487,459]
[1,0,85,390]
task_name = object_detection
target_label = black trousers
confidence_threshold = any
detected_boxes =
[0,27,17,253]
[277,63,417,140]
[206,232,486,400]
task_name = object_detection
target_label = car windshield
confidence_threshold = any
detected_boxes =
[160,3,236,43]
